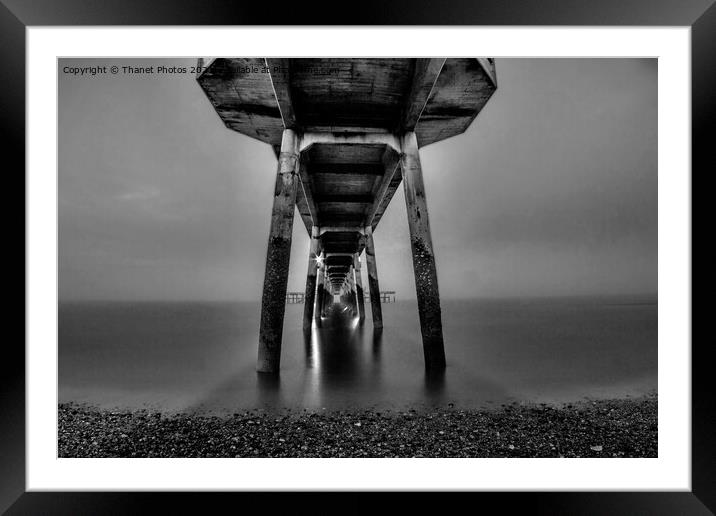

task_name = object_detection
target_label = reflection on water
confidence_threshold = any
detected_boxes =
[285,303,447,410]
[306,310,375,377]
[59,297,657,414]
[424,368,447,404]
[371,328,383,362]
[297,305,447,409]
[255,372,281,406]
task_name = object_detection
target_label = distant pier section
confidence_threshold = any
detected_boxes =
[287,291,395,304]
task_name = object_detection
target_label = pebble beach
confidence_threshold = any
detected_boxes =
[59,394,657,458]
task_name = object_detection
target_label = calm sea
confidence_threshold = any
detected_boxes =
[59,297,657,413]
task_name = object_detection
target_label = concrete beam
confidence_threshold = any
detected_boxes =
[365,147,401,226]
[319,227,365,236]
[400,58,446,131]
[257,129,300,374]
[302,226,321,331]
[299,132,401,154]
[400,131,445,370]
[364,226,383,330]
[476,58,498,88]
[294,184,313,235]
[195,57,215,78]
[265,58,297,129]
[309,163,384,176]
[297,158,318,226]
[302,125,392,135]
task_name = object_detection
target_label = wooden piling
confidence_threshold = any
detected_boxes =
[302,226,320,331]
[257,129,300,374]
[400,131,446,370]
[364,226,383,330]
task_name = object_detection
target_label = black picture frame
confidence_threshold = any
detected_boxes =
[4,1,711,513]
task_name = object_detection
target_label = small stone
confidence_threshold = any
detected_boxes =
[590,445,603,452]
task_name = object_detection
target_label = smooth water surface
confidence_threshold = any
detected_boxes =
[59,297,657,413]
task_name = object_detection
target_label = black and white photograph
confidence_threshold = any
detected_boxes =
[57,57,658,459]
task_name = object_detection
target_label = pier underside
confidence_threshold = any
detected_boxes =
[197,58,497,373]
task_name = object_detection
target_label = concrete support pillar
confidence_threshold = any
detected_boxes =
[364,226,383,330]
[302,227,320,331]
[257,129,300,373]
[400,131,446,371]
[354,253,366,326]
[347,267,357,316]
[321,284,329,317]
[315,257,324,327]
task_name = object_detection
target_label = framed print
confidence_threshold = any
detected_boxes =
[5,0,712,513]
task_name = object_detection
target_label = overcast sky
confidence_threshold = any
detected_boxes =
[58,58,657,301]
